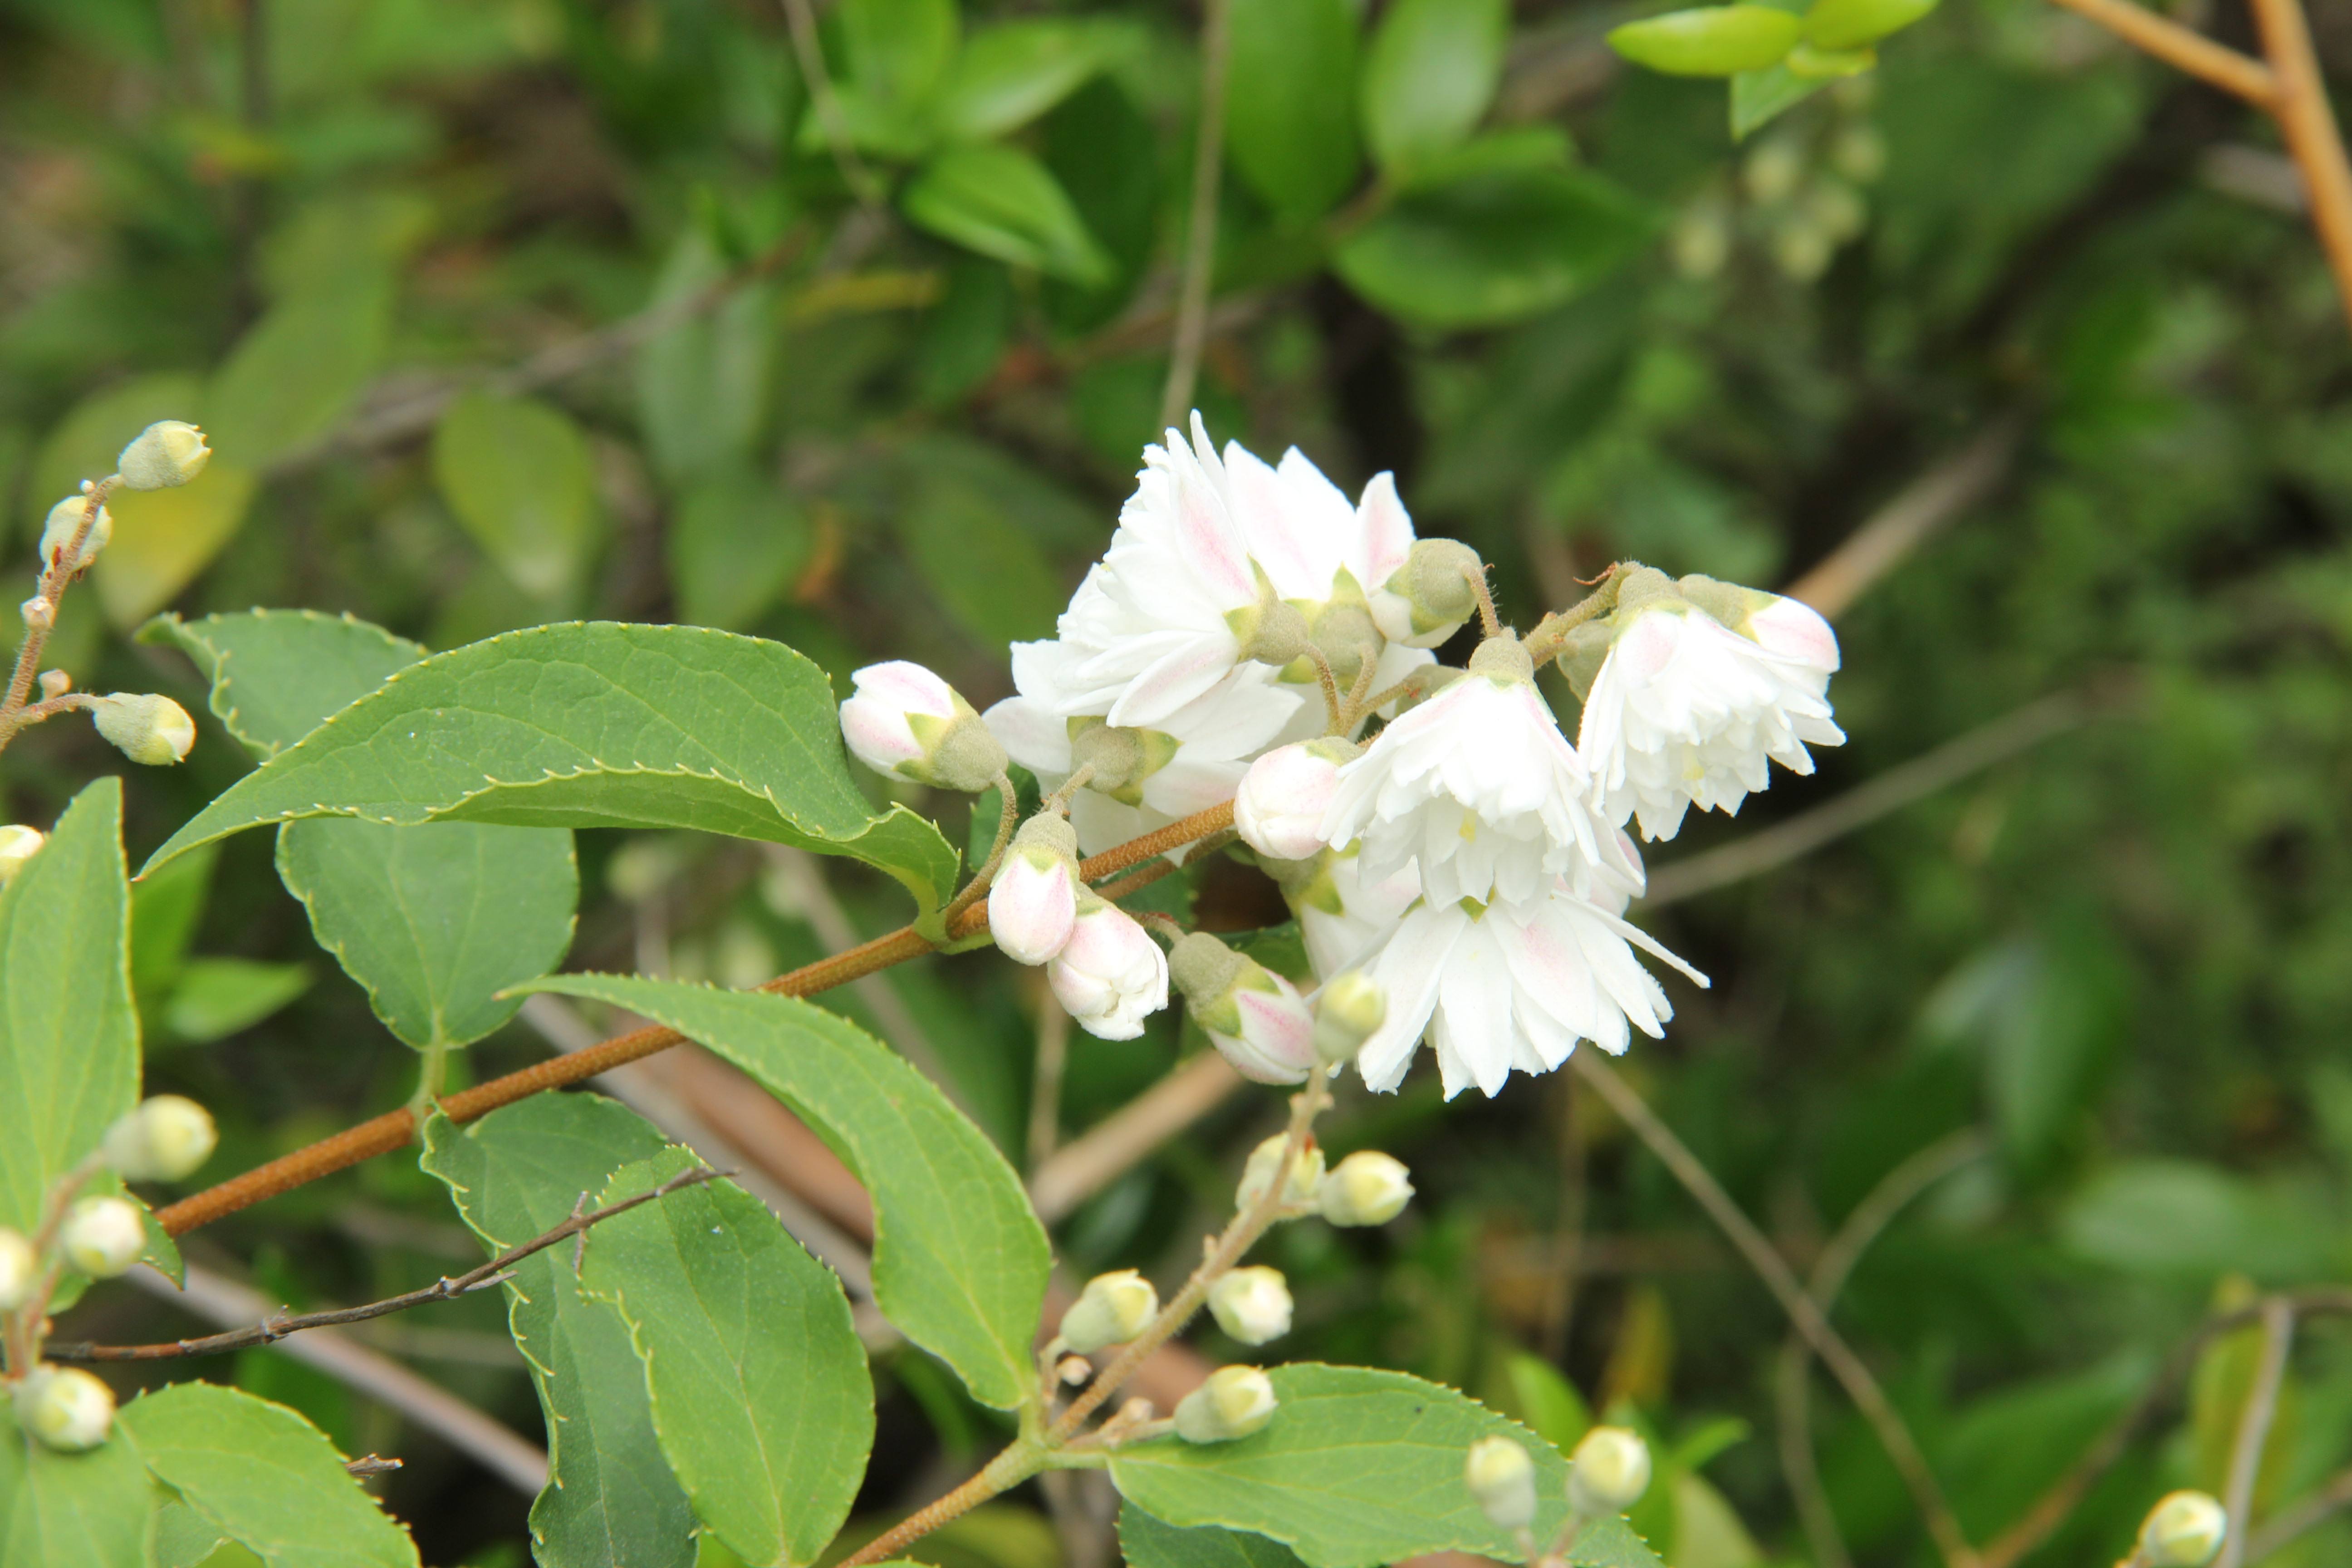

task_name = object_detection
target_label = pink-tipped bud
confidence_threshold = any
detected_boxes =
[1170,932,1316,1084]
[989,816,1081,965]
[1235,739,1356,862]
[1047,897,1169,1041]
[838,661,1008,792]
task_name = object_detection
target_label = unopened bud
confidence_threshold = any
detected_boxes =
[1465,1436,1537,1531]
[1567,1426,1651,1515]
[60,1196,145,1279]
[1319,1150,1413,1227]
[838,662,1007,792]
[1207,1266,1294,1346]
[116,421,211,490]
[0,826,44,889]
[13,1366,115,1452]
[1236,1132,1324,1213]
[36,670,69,700]
[1172,933,1316,1085]
[0,1227,35,1310]
[1068,720,1173,798]
[1059,1269,1159,1353]
[1049,897,1170,1041]
[89,693,196,766]
[1370,539,1484,648]
[1174,1365,1277,1443]
[38,495,112,573]
[989,816,1081,965]
[1234,740,1355,862]
[1228,589,1309,669]
[102,1095,219,1183]
[2137,1491,2227,1567]
[1312,972,1385,1066]
[20,597,53,633]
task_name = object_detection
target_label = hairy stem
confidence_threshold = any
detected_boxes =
[0,480,113,755]
[1520,571,1625,667]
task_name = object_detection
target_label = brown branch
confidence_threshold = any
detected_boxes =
[2245,0,2352,335]
[2044,0,2278,103]
[1029,1052,1246,1225]
[59,1166,719,1362]
[1784,420,2022,619]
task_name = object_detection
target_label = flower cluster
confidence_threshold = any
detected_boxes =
[839,418,1843,1098]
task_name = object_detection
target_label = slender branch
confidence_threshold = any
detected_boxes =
[2245,1461,2352,1563]
[54,1166,719,1362]
[1784,420,2021,619]
[1029,996,1073,1171]
[1571,1053,1982,1568]
[776,0,887,207]
[1777,1131,1989,1568]
[1159,0,1233,433]
[1029,1053,1245,1225]
[0,481,112,753]
[2218,1299,2296,1568]
[159,802,1240,1239]
[2244,0,2352,335]
[2044,0,2278,102]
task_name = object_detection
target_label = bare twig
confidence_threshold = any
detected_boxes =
[118,1265,548,1495]
[2218,1299,2296,1568]
[1784,420,2022,619]
[2245,1462,2352,1562]
[1029,995,1073,1172]
[55,1166,719,1362]
[776,0,887,206]
[1159,0,1233,432]
[1777,1130,1990,1568]
[2244,0,2352,334]
[2043,0,2278,102]
[763,845,962,1096]
[1572,1053,1981,1568]
[1029,1052,1246,1225]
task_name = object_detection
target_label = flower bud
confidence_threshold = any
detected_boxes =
[1465,1436,1538,1532]
[1048,897,1169,1041]
[1207,1266,1293,1346]
[36,670,69,700]
[1058,1268,1159,1353]
[102,1095,219,1183]
[1567,1426,1651,1516]
[89,693,196,766]
[990,816,1082,965]
[0,826,44,890]
[60,1196,145,1279]
[1319,1150,1414,1227]
[0,1227,35,1310]
[1370,539,1485,648]
[1236,1132,1324,1212]
[13,1366,115,1452]
[38,495,112,573]
[116,421,211,490]
[20,597,53,633]
[1171,933,1316,1085]
[1174,1365,1277,1443]
[1312,972,1385,1067]
[1235,740,1356,862]
[2136,1491,2227,1568]
[839,662,1009,793]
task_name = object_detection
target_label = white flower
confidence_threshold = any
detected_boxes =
[1048,899,1169,1040]
[1351,884,1706,1100]
[1323,639,1638,909]
[1207,1266,1293,1345]
[1577,595,1844,841]
[838,661,1006,791]
[1235,739,1357,861]
[988,817,1082,965]
[1281,844,1421,981]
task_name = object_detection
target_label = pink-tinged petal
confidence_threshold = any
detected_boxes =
[1106,637,1241,729]
[838,697,923,776]
[1747,595,1841,672]
[989,853,1080,965]
[982,697,1073,774]
[1355,471,1416,588]
[850,660,957,718]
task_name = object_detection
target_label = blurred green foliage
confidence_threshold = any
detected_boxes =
[5,0,2352,1563]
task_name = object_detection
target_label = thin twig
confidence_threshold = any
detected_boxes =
[1777,1130,1990,1568]
[2044,0,2278,103]
[2218,1299,2296,1568]
[1784,420,2021,619]
[1159,0,1233,432]
[1029,1052,1246,1225]
[56,1166,719,1362]
[2245,1462,2352,1562]
[1029,995,1073,1172]
[2244,0,2352,335]
[776,0,886,207]
[1572,1053,1982,1568]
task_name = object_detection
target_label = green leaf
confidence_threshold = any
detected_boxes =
[522,975,1050,1411]
[903,144,1113,285]
[1607,7,1804,76]
[131,840,217,1001]
[432,390,601,601]
[1728,63,1827,138]
[158,957,311,1046]
[206,275,395,468]
[1388,127,1575,194]
[139,610,427,760]
[1334,167,1657,329]
[933,20,1122,142]
[153,1500,230,1568]
[0,779,138,1233]
[1106,1365,1667,1568]
[1359,0,1509,175]
[1227,0,1361,223]
[1118,1505,1309,1568]
[1803,0,1939,49]
[421,1095,698,1568]
[668,468,811,632]
[116,1382,419,1568]
[276,818,576,1050]
[2057,1159,2332,1280]
[578,1150,872,1567]
[0,1406,157,1568]
[636,232,775,486]
[898,469,1065,648]
[1504,1353,1592,1452]
[838,0,959,112]
[141,622,962,919]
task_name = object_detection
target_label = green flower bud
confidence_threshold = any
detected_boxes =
[60,1196,145,1279]
[1607,5,1803,75]
[1236,1132,1324,1213]
[1207,1267,1293,1346]
[1319,1151,1414,1227]
[1174,1365,1277,1443]
[1059,1269,1159,1353]
[89,693,196,766]
[102,1095,219,1183]
[0,826,44,890]
[14,1366,115,1452]
[38,495,111,573]
[1370,539,1485,648]
[1312,971,1386,1066]
[2137,1491,2227,1568]
[1567,1426,1651,1515]
[116,420,212,490]
[1465,1436,1537,1531]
